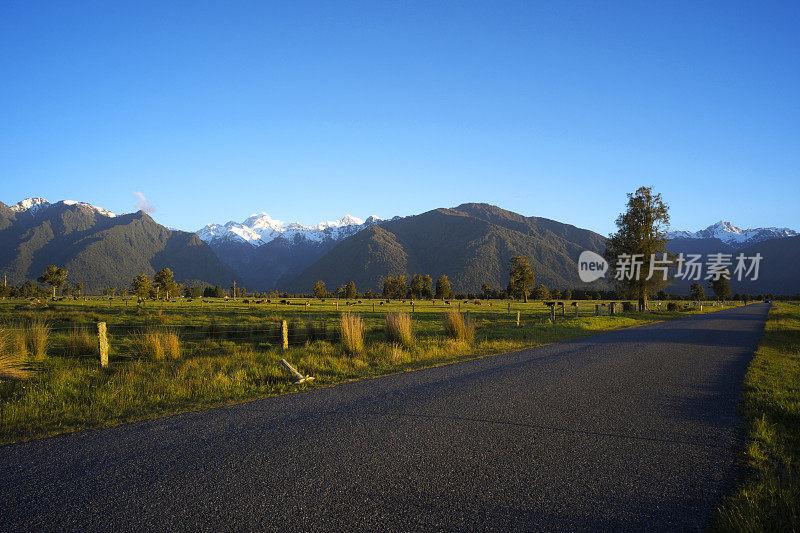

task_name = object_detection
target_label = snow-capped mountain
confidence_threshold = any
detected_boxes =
[197,213,382,246]
[667,221,798,249]
[9,197,117,218]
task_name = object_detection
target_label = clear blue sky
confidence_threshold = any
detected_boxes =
[2,1,798,235]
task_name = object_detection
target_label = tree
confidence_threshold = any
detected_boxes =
[604,186,671,311]
[345,281,357,300]
[508,256,535,302]
[37,265,68,298]
[689,283,705,301]
[75,282,83,297]
[435,275,453,299]
[656,290,667,300]
[709,274,732,301]
[186,286,203,298]
[563,289,572,301]
[533,284,550,300]
[131,274,152,299]
[153,268,179,299]
[410,274,425,299]
[422,274,433,299]
[312,280,327,299]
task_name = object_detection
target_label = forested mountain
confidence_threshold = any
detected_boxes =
[0,199,240,292]
[286,203,608,294]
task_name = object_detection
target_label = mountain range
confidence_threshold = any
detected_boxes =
[0,198,240,292]
[2,197,799,295]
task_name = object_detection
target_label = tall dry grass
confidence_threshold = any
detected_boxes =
[340,313,364,354]
[134,329,181,361]
[0,328,32,380]
[66,326,94,356]
[26,320,50,360]
[386,312,413,347]
[444,310,474,343]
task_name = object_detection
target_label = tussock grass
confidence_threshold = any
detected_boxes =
[444,310,474,343]
[340,313,363,355]
[134,329,180,361]
[386,312,413,347]
[65,326,94,356]
[26,320,50,360]
[0,329,32,380]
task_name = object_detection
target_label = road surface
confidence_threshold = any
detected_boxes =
[0,304,768,531]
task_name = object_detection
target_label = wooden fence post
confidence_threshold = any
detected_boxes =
[281,320,289,351]
[595,304,600,316]
[507,301,510,315]
[97,322,108,368]
[516,311,520,327]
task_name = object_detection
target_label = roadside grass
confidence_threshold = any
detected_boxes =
[0,297,735,445]
[711,303,800,531]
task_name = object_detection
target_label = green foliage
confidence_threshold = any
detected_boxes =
[533,284,550,300]
[710,274,732,301]
[508,256,535,302]
[345,281,357,300]
[604,187,671,304]
[131,274,152,299]
[690,283,705,301]
[153,267,179,299]
[435,275,453,299]
[383,275,408,299]
[312,280,327,299]
[37,265,68,297]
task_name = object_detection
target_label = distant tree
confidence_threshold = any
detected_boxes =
[689,283,705,301]
[335,285,346,299]
[422,274,433,299]
[102,287,115,296]
[410,274,425,299]
[186,286,203,298]
[364,289,374,299]
[709,273,732,301]
[75,282,84,297]
[551,288,562,300]
[131,274,152,299]
[312,280,327,299]
[481,283,492,299]
[345,281,357,299]
[382,276,394,298]
[604,186,671,311]
[657,290,668,301]
[213,285,226,298]
[508,256,535,302]
[394,275,408,299]
[154,268,179,299]
[37,265,68,298]
[563,289,572,301]
[62,283,73,296]
[533,284,550,300]
[435,275,453,299]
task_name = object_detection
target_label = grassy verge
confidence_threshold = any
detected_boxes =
[712,303,800,530]
[0,299,731,445]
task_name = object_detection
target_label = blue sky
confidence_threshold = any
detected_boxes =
[1,1,798,235]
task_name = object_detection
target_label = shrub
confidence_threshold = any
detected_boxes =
[340,313,364,355]
[386,312,413,347]
[667,302,679,312]
[444,310,474,343]
[622,302,635,313]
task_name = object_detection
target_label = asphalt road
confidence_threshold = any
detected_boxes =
[0,304,768,531]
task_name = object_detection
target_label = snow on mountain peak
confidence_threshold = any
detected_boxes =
[10,197,50,213]
[197,212,382,246]
[9,197,117,218]
[667,221,798,248]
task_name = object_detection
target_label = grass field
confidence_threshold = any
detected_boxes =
[0,296,733,445]
[712,302,800,531]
